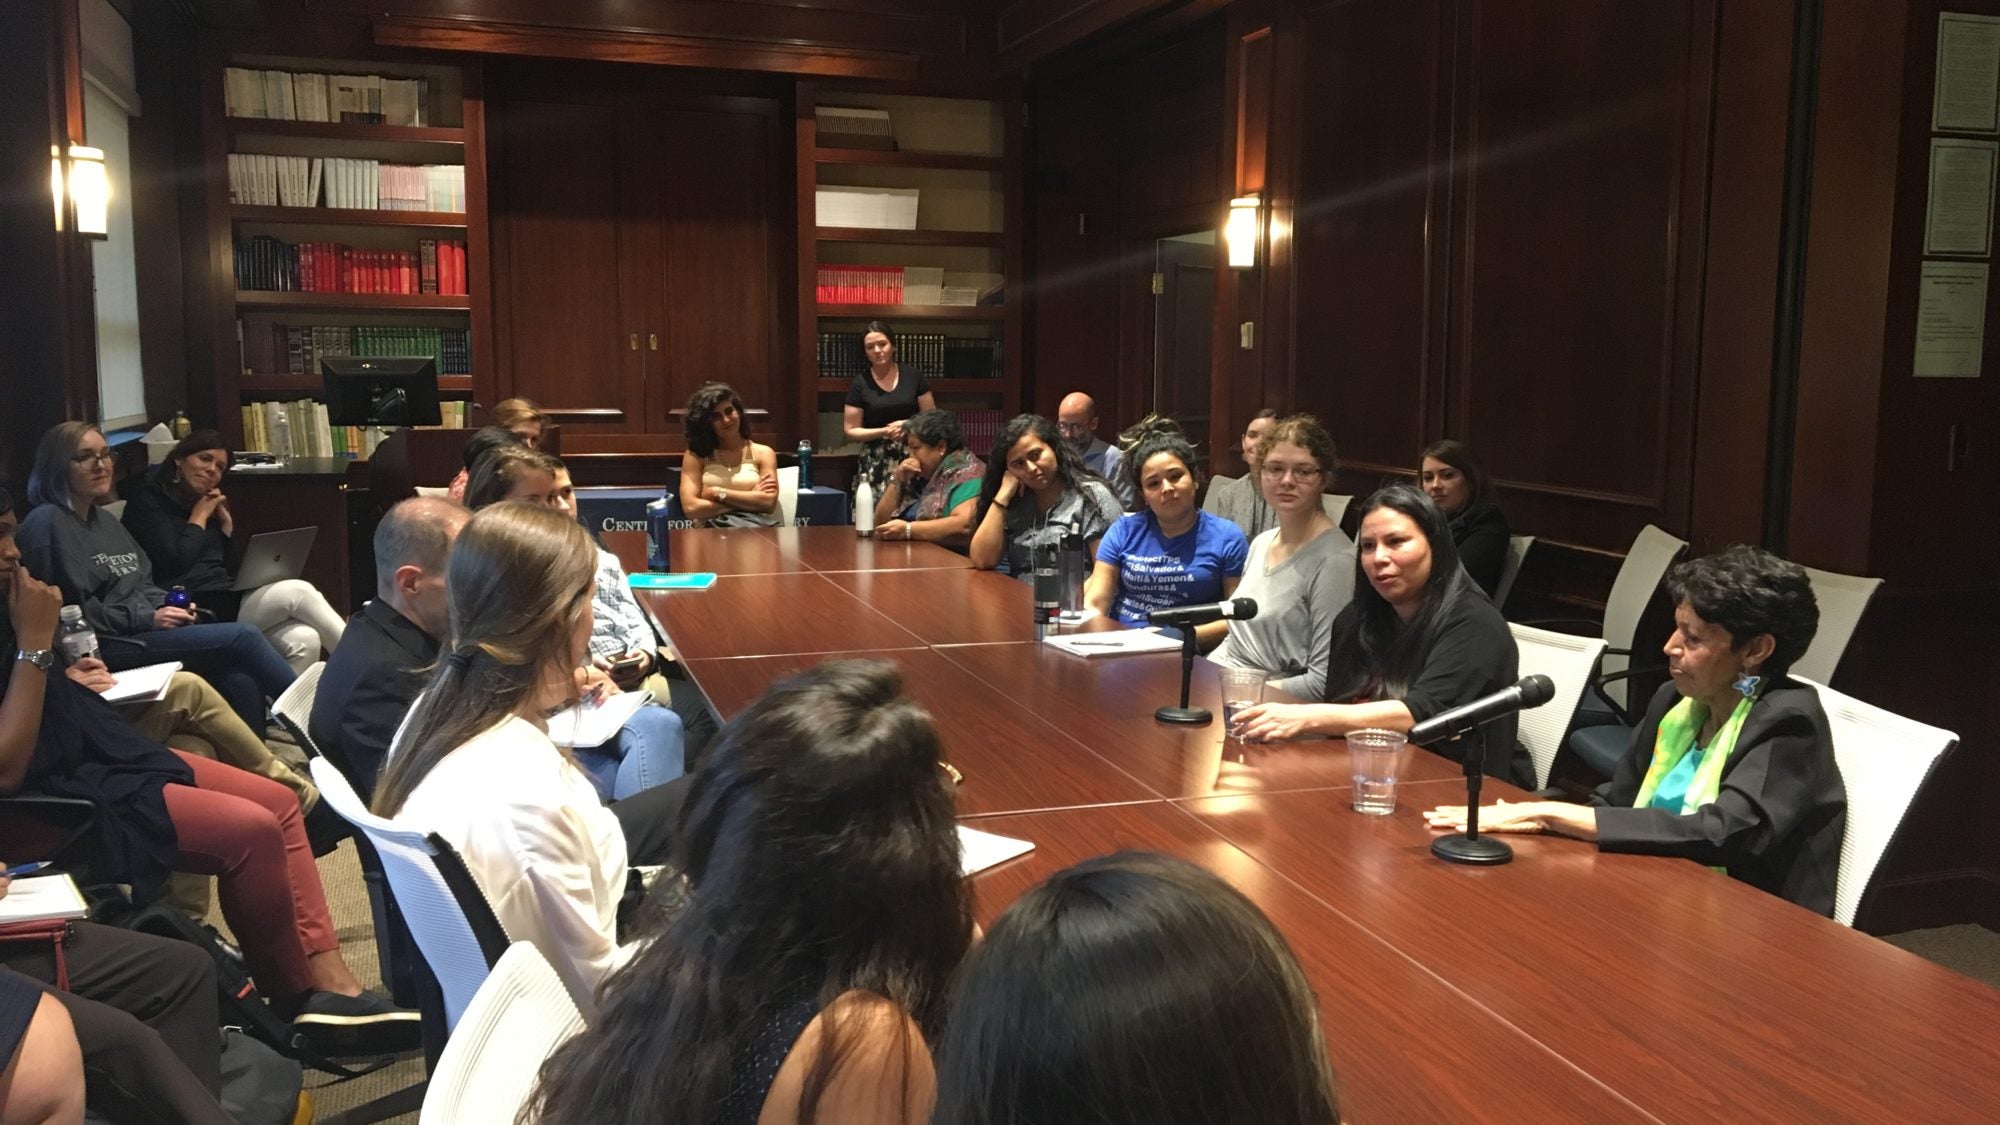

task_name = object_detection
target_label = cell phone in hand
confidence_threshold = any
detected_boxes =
[609,653,647,676]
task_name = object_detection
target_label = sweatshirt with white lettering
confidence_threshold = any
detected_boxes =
[17,504,169,636]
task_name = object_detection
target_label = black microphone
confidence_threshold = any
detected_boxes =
[1407,674,1555,747]
[1147,598,1258,629]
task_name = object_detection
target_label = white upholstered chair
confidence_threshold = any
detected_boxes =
[418,942,586,1125]
[1508,624,1608,789]
[1791,567,1884,684]
[1793,677,1957,928]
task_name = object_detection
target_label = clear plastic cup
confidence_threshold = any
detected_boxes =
[1218,668,1269,744]
[1347,728,1410,815]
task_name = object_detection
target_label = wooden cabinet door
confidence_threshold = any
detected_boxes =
[490,97,649,433]
[634,99,790,435]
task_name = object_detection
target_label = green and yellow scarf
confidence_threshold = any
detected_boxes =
[1632,691,1758,814]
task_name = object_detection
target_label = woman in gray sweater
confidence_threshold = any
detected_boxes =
[15,423,294,732]
[1212,415,1353,698]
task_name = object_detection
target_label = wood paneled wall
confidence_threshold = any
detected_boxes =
[1025,18,1227,439]
[485,63,790,441]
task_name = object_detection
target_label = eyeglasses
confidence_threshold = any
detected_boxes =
[70,451,115,468]
[1056,422,1090,437]
[1259,463,1324,482]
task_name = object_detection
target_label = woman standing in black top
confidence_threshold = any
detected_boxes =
[1419,439,1511,599]
[1234,483,1530,787]
[843,321,937,497]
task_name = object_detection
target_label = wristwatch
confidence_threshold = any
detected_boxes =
[15,648,56,673]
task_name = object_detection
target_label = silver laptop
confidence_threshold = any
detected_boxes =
[231,527,318,591]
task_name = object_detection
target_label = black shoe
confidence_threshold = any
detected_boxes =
[292,990,422,1057]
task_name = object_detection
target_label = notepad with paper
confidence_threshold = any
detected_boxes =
[102,661,184,704]
[627,572,718,591]
[547,690,653,749]
[0,873,89,924]
[958,826,1035,876]
[1042,629,1181,657]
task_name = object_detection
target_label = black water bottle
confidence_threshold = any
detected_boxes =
[1032,541,1060,637]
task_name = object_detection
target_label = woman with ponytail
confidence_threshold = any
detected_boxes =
[373,502,679,1013]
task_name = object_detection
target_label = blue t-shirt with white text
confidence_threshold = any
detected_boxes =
[1095,510,1249,626]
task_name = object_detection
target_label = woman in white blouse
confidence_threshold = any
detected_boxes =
[371,501,680,1015]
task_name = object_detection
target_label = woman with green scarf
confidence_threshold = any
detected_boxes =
[875,409,985,552]
[1425,546,1847,916]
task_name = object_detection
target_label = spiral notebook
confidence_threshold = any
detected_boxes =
[0,873,89,924]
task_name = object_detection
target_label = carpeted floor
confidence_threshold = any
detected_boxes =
[1883,924,2000,989]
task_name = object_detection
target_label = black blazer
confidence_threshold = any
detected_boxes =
[1448,501,1511,599]
[1590,679,1847,916]
[308,599,437,802]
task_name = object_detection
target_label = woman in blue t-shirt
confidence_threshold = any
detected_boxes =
[1086,419,1248,648]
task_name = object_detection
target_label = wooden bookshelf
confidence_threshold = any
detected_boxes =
[205,51,490,452]
[815,226,1003,247]
[231,205,468,228]
[236,291,471,311]
[797,86,1023,460]
[812,146,1002,172]
[818,377,1003,393]
[814,303,1005,321]
[227,120,465,146]
[240,373,475,393]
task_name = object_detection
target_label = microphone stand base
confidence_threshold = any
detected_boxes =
[1155,706,1213,726]
[1431,833,1514,866]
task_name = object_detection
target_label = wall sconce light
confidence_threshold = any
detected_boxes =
[50,144,109,239]
[1225,194,1261,269]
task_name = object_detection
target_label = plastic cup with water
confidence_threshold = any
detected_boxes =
[1219,668,1269,744]
[1347,728,1410,815]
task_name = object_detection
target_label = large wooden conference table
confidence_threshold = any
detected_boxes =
[625,526,2000,1123]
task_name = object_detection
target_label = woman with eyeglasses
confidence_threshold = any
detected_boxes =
[1086,419,1248,646]
[1212,415,1354,697]
[15,423,295,733]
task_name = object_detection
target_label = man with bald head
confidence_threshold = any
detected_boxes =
[309,496,468,800]
[1057,391,1133,508]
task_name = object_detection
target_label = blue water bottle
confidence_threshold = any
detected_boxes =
[646,498,672,572]
[165,585,194,611]
[796,440,813,490]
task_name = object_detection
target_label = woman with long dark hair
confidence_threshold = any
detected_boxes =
[1235,483,1529,786]
[121,430,346,673]
[1418,439,1511,598]
[446,425,525,504]
[968,414,1123,579]
[526,660,973,1125]
[1086,419,1248,644]
[932,852,1341,1125]
[1427,546,1846,913]
[680,382,780,527]
[842,322,937,497]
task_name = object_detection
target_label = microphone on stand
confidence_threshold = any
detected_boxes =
[1420,674,1555,867]
[1148,597,1258,629]
[1149,599,1259,725]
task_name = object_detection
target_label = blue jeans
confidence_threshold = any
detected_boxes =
[105,622,296,732]
[574,702,685,801]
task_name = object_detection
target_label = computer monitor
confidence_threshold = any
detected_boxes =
[321,356,442,427]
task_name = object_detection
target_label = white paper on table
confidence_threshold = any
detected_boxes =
[547,690,653,749]
[959,825,1035,877]
[0,873,90,923]
[103,661,184,705]
[1042,628,1181,657]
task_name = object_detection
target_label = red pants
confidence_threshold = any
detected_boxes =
[160,751,337,1002]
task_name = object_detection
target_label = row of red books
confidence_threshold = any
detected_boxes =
[814,264,905,304]
[293,240,467,296]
